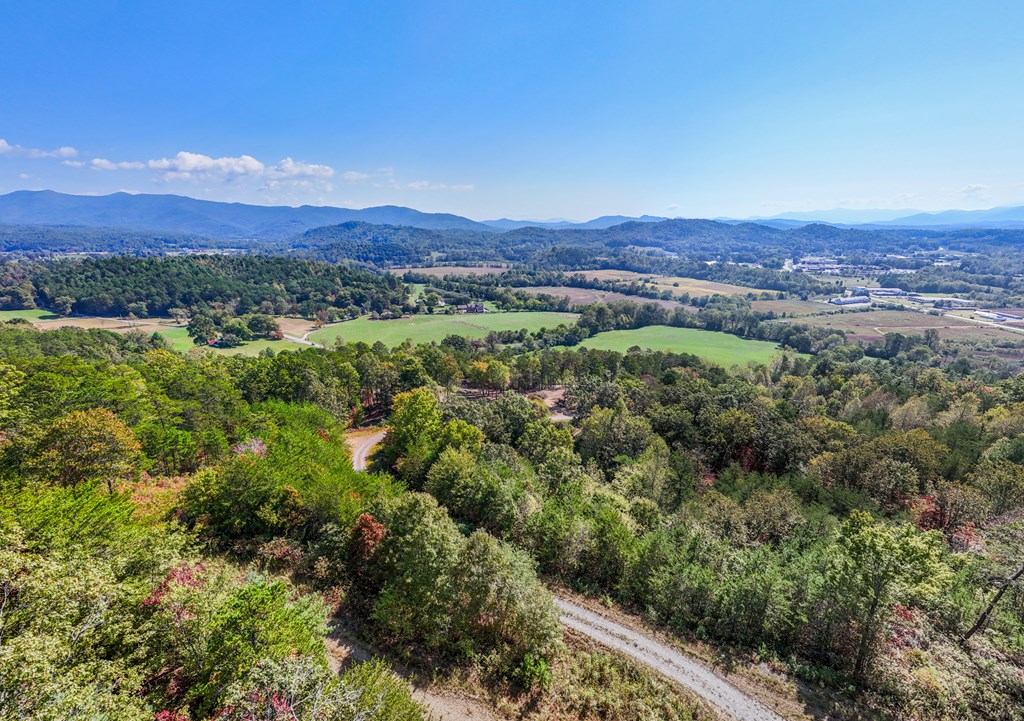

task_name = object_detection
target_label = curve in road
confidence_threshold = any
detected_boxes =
[343,427,784,720]
[348,429,387,471]
[555,597,786,721]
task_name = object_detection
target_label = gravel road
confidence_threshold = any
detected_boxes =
[555,597,786,721]
[343,426,787,720]
[347,429,387,471]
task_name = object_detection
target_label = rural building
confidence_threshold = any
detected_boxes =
[458,302,486,313]
[977,311,1024,322]
[830,296,870,305]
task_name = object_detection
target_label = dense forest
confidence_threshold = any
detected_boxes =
[0,223,224,256]
[3,311,1024,719]
[0,255,408,317]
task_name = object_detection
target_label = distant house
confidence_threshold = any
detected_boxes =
[458,302,486,314]
[866,287,906,297]
[977,311,1024,322]
[830,296,870,305]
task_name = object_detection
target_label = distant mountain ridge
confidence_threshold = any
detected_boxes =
[482,215,670,230]
[883,205,1024,228]
[3,191,1024,245]
[0,191,680,237]
[738,204,1024,228]
[0,190,494,238]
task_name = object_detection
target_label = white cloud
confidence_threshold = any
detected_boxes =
[62,159,84,167]
[91,158,145,170]
[147,151,265,181]
[0,138,78,159]
[958,183,987,198]
[267,157,334,179]
[342,170,370,182]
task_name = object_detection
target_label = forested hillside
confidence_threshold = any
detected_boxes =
[3,312,1024,719]
[0,255,407,317]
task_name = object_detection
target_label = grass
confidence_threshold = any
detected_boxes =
[209,338,298,356]
[577,270,767,297]
[788,308,1023,343]
[148,326,196,352]
[310,311,579,347]
[0,308,60,322]
[751,299,830,316]
[577,326,786,366]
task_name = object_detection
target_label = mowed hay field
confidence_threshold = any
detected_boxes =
[0,309,61,322]
[401,265,510,277]
[310,311,578,347]
[521,286,682,309]
[788,309,1022,343]
[2,311,315,354]
[751,299,831,316]
[578,326,786,366]
[576,269,765,297]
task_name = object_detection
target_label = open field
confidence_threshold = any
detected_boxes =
[577,326,786,366]
[0,309,60,322]
[400,265,510,277]
[310,311,578,346]
[521,285,681,309]
[787,309,1021,343]
[751,299,830,316]
[576,269,768,297]
[2,311,315,354]
[273,316,319,338]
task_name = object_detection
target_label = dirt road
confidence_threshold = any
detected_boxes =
[555,597,786,721]
[346,429,387,471]
[341,426,785,720]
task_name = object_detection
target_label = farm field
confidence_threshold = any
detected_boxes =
[2,311,314,354]
[273,316,319,338]
[0,309,60,322]
[577,326,786,366]
[575,269,768,297]
[310,311,578,347]
[521,285,681,309]
[751,299,831,316]
[787,309,1021,343]
[400,265,510,277]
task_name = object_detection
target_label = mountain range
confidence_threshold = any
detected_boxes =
[0,190,492,238]
[744,205,1024,228]
[2,191,1024,240]
[0,191,678,238]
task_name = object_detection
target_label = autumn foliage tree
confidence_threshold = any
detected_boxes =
[30,408,143,492]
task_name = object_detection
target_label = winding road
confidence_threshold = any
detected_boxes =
[347,429,387,471]
[345,427,787,720]
[555,597,785,721]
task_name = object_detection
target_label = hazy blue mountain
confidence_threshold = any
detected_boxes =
[481,214,669,230]
[0,190,493,238]
[883,205,1024,228]
[740,208,923,224]
[480,218,580,230]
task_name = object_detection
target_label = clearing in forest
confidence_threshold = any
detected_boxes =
[576,269,767,297]
[577,326,786,366]
[310,311,578,347]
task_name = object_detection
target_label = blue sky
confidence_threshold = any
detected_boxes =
[2,0,1023,220]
